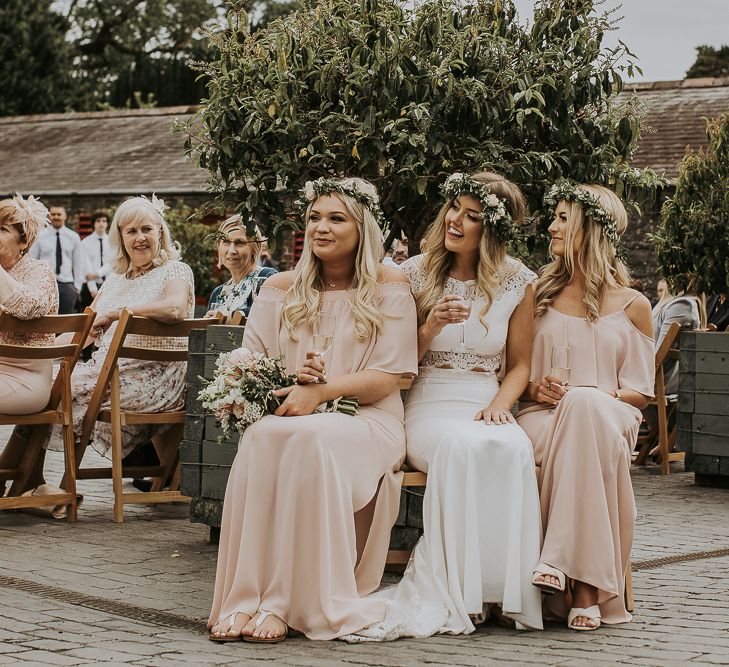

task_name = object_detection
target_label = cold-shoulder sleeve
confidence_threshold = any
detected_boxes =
[364,283,418,375]
[241,286,284,357]
[2,257,59,320]
[618,325,655,398]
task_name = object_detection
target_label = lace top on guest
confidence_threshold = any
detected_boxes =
[93,261,195,355]
[399,253,536,374]
[0,255,59,347]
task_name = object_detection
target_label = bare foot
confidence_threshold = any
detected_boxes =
[209,612,252,640]
[244,610,287,641]
[570,581,599,629]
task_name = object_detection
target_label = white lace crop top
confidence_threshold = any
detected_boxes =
[399,254,536,373]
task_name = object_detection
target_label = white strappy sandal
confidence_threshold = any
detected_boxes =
[567,605,602,631]
[243,610,288,644]
[531,563,566,595]
[208,612,250,642]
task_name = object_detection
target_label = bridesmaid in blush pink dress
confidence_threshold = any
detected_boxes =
[208,177,417,643]
[516,183,654,631]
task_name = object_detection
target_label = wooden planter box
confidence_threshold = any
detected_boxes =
[180,325,426,547]
[677,331,729,486]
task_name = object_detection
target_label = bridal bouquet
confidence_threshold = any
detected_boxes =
[198,347,359,442]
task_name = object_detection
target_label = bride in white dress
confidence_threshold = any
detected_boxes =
[345,171,543,641]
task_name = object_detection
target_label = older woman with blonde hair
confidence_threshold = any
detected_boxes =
[208,177,417,643]
[2,196,195,502]
[0,195,57,416]
[205,215,276,319]
[516,182,654,632]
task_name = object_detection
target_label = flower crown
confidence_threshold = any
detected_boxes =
[10,194,49,242]
[440,173,514,243]
[295,177,390,239]
[544,180,620,245]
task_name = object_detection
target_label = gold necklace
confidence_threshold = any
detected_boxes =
[126,262,155,280]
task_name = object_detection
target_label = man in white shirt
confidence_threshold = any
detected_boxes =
[80,210,111,309]
[29,205,84,313]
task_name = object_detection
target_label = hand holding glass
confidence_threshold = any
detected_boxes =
[312,312,335,383]
[453,296,472,352]
[550,345,571,384]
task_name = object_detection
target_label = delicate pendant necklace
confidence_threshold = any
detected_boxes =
[126,262,155,280]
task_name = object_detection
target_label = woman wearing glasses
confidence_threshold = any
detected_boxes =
[206,215,277,319]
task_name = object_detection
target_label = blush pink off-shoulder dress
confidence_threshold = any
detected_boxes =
[208,282,418,640]
[516,294,654,624]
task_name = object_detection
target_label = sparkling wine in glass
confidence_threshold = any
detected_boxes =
[312,311,336,383]
[551,345,571,385]
[456,296,473,352]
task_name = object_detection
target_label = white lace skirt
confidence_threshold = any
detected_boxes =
[343,368,543,641]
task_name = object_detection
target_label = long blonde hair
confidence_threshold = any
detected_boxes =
[416,171,527,330]
[535,184,630,322]
[281,177,385,341]
[109,197,180,274]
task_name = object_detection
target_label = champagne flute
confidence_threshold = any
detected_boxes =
[312,311,336,383]
[551,345,571,385]
[455,295,473,352]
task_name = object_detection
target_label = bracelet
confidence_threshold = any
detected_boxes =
[612,389,622,401]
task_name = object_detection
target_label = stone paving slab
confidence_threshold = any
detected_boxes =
[2,425,729,665]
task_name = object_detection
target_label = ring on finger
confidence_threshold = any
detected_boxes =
[546,382,552,391]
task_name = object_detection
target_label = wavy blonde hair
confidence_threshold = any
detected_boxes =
[282,177,385,341]
[215,214,263,270]
[109,197,180,274]
[416,171,527,331]
[535,184,630,322]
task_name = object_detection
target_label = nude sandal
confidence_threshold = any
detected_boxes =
[567,605,602,631]
[243,610,288,644]
[531,563,566,595]
[208,612,250,642]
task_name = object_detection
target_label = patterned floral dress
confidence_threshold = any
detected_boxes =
[207,266,277,317]
[0,255,59,414]
[44,261,195,458]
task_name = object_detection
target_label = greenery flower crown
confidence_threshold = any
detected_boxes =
[440,173,514,243]
[544,180,620,245]
[295,177,390,238]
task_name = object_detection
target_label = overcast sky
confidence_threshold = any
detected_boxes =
[512,0,729,82]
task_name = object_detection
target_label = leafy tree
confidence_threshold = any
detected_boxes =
[654,113,729,295]
[686,45,729,79]
[0,0,76,115]
[182,0,663,252]
[67,0,226,109]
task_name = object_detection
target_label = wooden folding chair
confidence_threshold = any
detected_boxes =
[0,309,95,521]
[69,309,221,522]
[634,322,684,474]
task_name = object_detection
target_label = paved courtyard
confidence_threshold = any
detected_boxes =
[1,424,729,666]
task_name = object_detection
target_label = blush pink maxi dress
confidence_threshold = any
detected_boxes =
[516,294,654,624]
[208,282,418,640]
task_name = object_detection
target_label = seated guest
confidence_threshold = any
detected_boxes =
[0,195,58,414]
[206,215,276,319]
[707,293,729,332]
[208,177,417,642]
[652,289,702,395]
[516,183,654,631]
[1,196,195,498]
